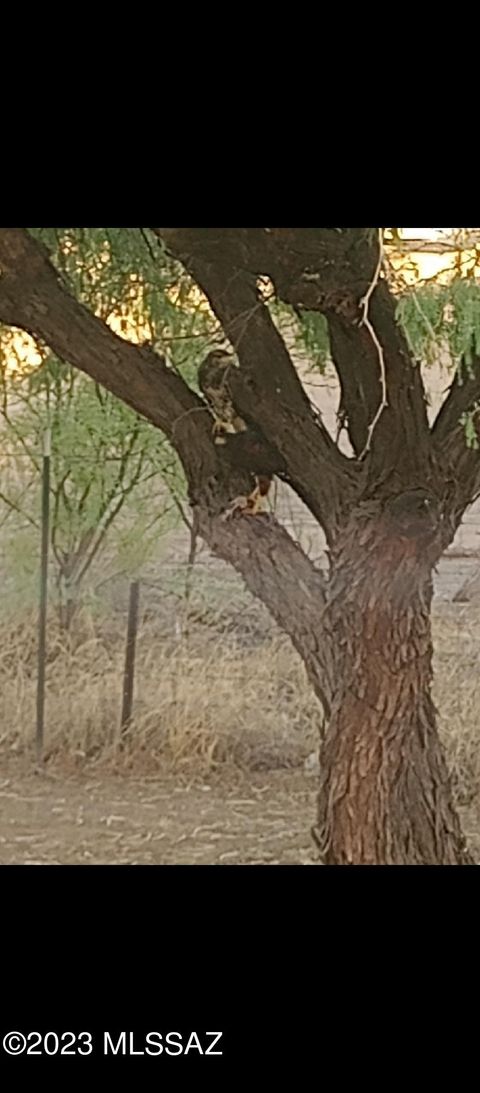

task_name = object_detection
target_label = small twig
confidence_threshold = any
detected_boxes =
[357,229,388,460]
[360,232,383,319]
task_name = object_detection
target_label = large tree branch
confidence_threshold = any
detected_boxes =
[197,506,333,716]
[0,227,333,711]
[0,229,219,496]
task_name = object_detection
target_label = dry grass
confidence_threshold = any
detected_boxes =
[1,601,480,814]
[0,606,321,777]
[433,604,480,806]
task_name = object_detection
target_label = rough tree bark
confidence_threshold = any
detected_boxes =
[315,501,468,864]
[0,227,478,864]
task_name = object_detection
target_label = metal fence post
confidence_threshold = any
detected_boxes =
[121,580,140,734]
[36,427,51,763]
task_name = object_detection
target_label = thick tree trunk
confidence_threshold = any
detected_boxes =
[313,505,473,865]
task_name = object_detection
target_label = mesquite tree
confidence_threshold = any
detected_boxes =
[0,227,478,864]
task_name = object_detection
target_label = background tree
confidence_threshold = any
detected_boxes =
[0,228,213,627]
[0,227,479,864]
[0,349,184,628]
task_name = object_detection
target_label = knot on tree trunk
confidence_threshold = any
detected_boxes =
[384,488,442,541]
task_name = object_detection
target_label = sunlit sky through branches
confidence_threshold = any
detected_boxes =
[2,230,477,372]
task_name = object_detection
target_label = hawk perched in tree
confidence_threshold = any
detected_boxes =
[198,350,287,515]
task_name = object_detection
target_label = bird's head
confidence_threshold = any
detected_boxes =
[204,348,233,365]
[198,349,235,390]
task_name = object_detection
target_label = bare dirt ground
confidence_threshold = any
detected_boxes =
[0,764,321,865]
[1,762,479,865]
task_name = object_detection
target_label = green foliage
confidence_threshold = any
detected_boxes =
[395,279,480,368]
[291,310,331,371]
[269,299,331,372]
[0,353,184,618]
[395,286,448,362]
[448,280,480,365]
[394,278,480,449]
[460,408,480,450]
[27,228,219,383]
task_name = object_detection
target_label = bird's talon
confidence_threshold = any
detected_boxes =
[222,496,250,520]
[222,489,267,520]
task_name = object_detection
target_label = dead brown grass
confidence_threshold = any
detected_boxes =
[0,606,322,777]
[1,602,479,814]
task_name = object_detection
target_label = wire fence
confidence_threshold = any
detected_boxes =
[2,441,480,764]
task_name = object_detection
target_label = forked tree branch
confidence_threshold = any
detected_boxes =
[268,230,433,482]
[157,228,434,490]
